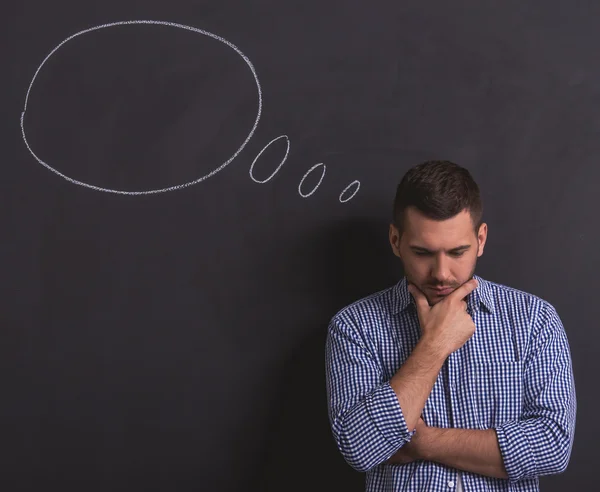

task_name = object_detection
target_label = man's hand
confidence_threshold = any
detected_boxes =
[388,279,478,434]
[387,417,431,465]
[407,278,478,359]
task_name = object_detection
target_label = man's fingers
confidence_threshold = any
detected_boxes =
[448,277,479,302]
[387,446,415,465]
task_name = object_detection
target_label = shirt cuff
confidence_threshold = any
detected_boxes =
[495,419,536,481]
[365,381,415,445]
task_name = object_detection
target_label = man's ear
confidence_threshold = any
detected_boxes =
[389,223,401,258]
[477,223,488,257]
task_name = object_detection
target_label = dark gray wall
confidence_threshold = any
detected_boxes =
[3,1,596,490]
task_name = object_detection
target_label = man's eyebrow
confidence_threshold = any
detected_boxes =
[409,244,472,253]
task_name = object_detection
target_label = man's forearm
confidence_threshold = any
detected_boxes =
[422,427,508,479]
[389,337,446,432]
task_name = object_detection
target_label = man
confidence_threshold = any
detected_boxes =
[325,160,576,491]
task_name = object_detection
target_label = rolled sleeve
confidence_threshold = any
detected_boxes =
[325,317,414,472]
[495,303,577,482]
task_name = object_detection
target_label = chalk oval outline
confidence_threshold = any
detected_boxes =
[249,134,290,184]
[298,162,326,198]
[339,180,361,203]
[20,20,263,195]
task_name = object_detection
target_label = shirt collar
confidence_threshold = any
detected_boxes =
[392,274,495,315]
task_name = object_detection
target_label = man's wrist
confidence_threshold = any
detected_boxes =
[416,335,448,365]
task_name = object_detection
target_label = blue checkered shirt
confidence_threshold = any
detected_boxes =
[325,274,576,491]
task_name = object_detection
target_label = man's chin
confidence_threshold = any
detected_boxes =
[427,296,443,307]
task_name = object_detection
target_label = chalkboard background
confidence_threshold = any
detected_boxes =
[3,1,596,490]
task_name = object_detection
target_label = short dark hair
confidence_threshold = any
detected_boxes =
[392,160,483,236]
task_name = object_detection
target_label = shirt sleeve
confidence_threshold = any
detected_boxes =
[325,315,414,472]
[495,302,577,481]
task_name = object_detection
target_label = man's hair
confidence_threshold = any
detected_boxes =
[392,160,483,236]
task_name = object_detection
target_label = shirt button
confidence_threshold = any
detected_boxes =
[448,480,455,488]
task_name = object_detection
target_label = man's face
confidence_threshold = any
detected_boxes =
[389,206,487,306]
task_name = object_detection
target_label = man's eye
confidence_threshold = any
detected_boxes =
[415,251,465,257]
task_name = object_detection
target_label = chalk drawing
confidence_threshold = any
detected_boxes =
[250,136,361,202]
[298,163,326,198]
[20,20,263,195]
[339,180,360,203]
[248,135,290,184]
[22,20,361,203]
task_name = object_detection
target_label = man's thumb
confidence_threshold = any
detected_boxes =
[408,284,428,309]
